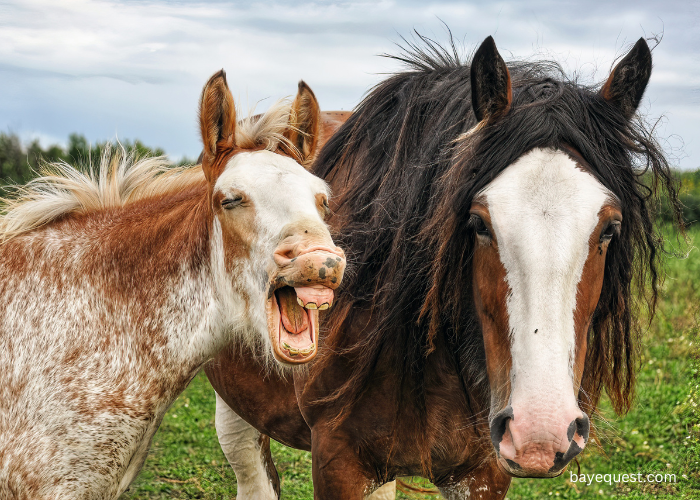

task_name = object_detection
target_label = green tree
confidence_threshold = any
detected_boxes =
[0,131,192,187]
[0,133,28,184]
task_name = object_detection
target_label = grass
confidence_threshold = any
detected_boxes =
[121,226,700,500]
[119,372,315,500]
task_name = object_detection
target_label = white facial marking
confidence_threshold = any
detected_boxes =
[482,148,611,408]
[215,150,329,233]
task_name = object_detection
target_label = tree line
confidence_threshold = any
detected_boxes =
[0,131,192,186]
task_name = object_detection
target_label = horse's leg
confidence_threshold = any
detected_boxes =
[436,460,510,500]
[365,481,396,499]
[214,391,280,499]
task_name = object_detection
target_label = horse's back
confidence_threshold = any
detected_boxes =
[319,111,352,147]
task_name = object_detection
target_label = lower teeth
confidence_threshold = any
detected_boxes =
[282,342,315,356]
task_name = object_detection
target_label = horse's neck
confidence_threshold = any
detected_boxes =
[6,185,240,370]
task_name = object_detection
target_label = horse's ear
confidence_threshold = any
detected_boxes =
[471,36,512,122]
[199,69,236,180]
[284,80,321,167]
[600,38,652,120]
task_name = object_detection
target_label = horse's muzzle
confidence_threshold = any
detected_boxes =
[267,244,346,365]
[272,244,346,292]
[490,405,590,477]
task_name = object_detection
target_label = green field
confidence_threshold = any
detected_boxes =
[120,223,700,499]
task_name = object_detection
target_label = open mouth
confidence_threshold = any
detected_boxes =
[267,285,334,364]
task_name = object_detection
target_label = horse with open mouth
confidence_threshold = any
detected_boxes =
[206,36,683,498]
[0,70,344,499]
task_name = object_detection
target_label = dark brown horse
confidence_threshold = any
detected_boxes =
[206,36,682,499]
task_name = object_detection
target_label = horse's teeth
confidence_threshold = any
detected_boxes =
[305,302,318,310]
[298,344,315,355]
[297,297,304,307]
[282,341,314,356]
[282,342,306,356]
[318,303,329,310]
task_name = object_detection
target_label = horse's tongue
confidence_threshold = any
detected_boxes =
[277,287,309,334]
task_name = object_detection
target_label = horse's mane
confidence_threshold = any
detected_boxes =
[0,99,296,242]
[310,36,682,469]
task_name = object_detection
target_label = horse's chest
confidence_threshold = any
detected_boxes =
[338,371,488,470]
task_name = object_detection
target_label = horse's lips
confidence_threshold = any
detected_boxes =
[294,286,334,308]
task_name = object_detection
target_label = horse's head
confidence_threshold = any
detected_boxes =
[198,70,345,367]
[466,37,653,477]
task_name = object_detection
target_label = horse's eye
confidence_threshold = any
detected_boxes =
[221,196,243,210]
[469,213,490,238]
[600,221,621,243]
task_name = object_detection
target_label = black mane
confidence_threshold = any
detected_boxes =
[310,38,682,455]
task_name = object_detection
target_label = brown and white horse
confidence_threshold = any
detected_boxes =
[206,36,682,499]
[0,71,345,499]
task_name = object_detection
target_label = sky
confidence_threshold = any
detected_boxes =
[1,0,699,168]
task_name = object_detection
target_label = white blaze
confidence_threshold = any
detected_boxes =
[482,148,610,408]
[215,150,330,237]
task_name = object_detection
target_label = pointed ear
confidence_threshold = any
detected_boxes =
[284,80,321,166]
[600,38,652,120]
[199,69,236,179]
[471,36,512,122]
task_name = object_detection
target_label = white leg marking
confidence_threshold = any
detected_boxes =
[215,392,277,500]
[365,480,397,500]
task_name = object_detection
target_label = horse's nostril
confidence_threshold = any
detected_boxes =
[576,414,590,443]
[489,406,514,452]
[567,414,590,444]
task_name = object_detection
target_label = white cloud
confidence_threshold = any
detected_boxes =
[0,0,698,167]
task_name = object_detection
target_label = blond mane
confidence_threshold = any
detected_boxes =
[0,99,296,242]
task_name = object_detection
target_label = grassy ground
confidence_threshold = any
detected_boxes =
[121,226,700,500]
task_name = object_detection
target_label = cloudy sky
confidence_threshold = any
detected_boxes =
[1,0,699,168]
